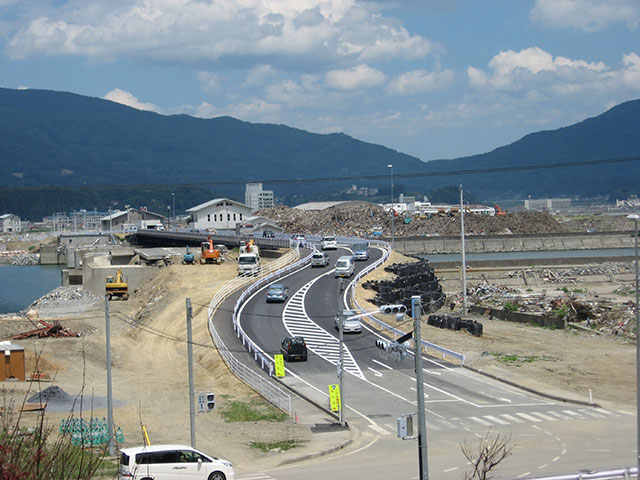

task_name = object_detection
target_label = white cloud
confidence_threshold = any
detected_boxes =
[620,52,640,88]
[224,99,281,120]
[103,88,159,112]
[243,64,276,87]
[468,47,611,92]
[325,64,386,90]
[5,0,434,68]
[531,0,639,32]
[387,69,454,95]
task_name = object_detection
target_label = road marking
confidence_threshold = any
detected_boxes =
[368,367,383,377]
[372,359,393,370]
[518,473,532,478]
[516,413,543,423]
[500,414,524,424]
[578,408,607,418]
[368,424,390,435]
[468,416,492,426]
[562,410,583,418]
[547,410,571,420]
[538,464,548,469]
[443,467,459,473]
[530,412,557,421]
[483,415,509,425]
[422,368,441,376]
[552,456,560,462]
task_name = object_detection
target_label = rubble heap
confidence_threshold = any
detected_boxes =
[362,260,446,312]
[257,205,564,237]
[26,286,101,317]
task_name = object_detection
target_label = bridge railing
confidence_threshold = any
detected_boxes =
[207,245,308,415]
[349,240,466,365]
[520,467,636,480]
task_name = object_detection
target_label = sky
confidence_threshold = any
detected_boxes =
[0,0,638,161]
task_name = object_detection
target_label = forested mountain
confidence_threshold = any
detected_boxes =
[0,87,639,219]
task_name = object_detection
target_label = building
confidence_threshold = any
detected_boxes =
[524,198,571,212]
[100,207,166,232]
[245,183,275,212]
[235,216,283,236]
[0,341,25,381]
[0,214,22,233]
[187,198,253,232]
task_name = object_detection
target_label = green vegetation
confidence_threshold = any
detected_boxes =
[219,399,288,423]
[551,305,569,319]
[249,440,305,453]
[492,353,540,363]
[561,287,586,294]
[503,302,519,312]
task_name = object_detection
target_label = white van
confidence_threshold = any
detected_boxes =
[321,235,337,250]
[334,255,354,278]
[119,444,234,480]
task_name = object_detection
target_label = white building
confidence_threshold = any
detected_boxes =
[187,198,253,232]
[0,214,22,233]
[524,198,571,212]
[245,183,275,212]
[100,207,166,232]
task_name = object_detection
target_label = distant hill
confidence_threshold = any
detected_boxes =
[0,87,639,219]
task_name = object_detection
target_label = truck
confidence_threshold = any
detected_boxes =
[105,268,129,300]
[238,240,260,275]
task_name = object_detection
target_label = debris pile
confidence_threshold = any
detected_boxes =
[0,253,39,265]
[257,205,564,237]
[26,286,101,317]
[427,314,483,336]
[362,260,446,312]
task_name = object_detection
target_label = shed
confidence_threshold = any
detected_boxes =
[0,341,25,381]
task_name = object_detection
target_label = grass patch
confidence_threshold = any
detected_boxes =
[219,399,287,423]
[249,440,305,453]
[503,302,519,312]
[492,353,540,363]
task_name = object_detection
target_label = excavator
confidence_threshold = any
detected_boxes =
[200,236,221,264]
[182,245,195,265]
[105,268,129,300]
[494,204,507,216]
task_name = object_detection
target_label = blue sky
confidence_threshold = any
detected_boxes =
[1,0,638,161]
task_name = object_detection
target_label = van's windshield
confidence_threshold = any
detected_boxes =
[238,256,257,264]
[336,261,348,268]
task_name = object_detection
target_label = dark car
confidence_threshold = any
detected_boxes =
[262,229,275,238]
[266,284,288,303]
[280,336,308,362]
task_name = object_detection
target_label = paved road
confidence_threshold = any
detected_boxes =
[235,243,636,479]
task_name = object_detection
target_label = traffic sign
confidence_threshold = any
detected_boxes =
[274,354,285,377]
[328,384,341,412]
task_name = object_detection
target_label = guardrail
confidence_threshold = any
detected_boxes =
[349,241,466,365]
[207,245,308,415]
[521,467,636,480]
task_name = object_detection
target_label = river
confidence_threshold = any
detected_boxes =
[0,265,64,314]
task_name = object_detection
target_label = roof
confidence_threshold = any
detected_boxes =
[0,341,24,351]
[120,444,197,455]
[0,214,17,220]
[101,211,128,221]
[294,200,377,211]
[186,198,250,213]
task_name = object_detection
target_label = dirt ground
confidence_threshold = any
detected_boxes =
[1,245,637,473]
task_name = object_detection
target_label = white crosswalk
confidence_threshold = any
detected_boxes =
[282,280,365,380]
[373,408,621,434]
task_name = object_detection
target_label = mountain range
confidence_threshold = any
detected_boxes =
[1,87,639,219]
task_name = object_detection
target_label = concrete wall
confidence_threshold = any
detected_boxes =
[470,305,566,329]
[392,232,636,255]
[82,256,159,297]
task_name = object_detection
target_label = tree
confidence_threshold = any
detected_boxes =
[461,430,514,480]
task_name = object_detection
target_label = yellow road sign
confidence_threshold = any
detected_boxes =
[328,384,341,412]
[274,354,285,377]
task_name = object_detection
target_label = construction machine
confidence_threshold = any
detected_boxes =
[106,268,129,300]
[494,204,507,216]
[183,245,195,265]
[200,236,221,264]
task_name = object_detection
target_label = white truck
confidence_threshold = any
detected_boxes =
[237,242,261,275]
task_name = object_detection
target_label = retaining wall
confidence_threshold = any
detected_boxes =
[470,305,566,329]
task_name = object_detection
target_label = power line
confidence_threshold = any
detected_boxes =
[2,156,638,192]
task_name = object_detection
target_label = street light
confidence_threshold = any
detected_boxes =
[460,185,468,313]
[171,193,176,229]
[387,164,394,249]
[627,213,639,479]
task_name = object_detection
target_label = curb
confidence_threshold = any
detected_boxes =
[277,435,354,467]
[463,364,601,408]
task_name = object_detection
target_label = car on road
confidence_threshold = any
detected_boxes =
[334,309,362,333]
[352,242,369,261]
[292,234,306,242]
[119,444,234,480]
[266,284,288,302]
[311,251,330,267]
[280,336,308,361]
[334,255,355,278]
[262,229,275,238]
[321,235,337,250]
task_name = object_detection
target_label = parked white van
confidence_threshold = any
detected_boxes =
[119,444,234,480]
[334,255,354,278]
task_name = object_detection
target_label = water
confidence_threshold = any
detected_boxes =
[421,248,637,263]
[0,265,63,314]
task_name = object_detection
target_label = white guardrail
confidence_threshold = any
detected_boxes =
[349,239,466,365]
[207,243,313,415]
[521,467,637,480]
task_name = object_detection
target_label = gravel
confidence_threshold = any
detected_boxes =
[25,286,102,317]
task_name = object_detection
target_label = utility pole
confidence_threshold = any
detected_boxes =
[460,185,468,313]
[186,298,196,448]
[105,296,115,456]
[172,193,176,228]
[412,295,429,480]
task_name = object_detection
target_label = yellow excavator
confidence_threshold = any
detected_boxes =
[106,268,129,300]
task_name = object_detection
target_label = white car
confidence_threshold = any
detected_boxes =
[335,309,362,333]
[119,444,234,480]
[321,235,337,250]
[334,256,354,278]
[311,251,330,267]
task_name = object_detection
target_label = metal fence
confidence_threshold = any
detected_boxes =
[207,244,313,415]
[349,240,466,365]
[521,467,637,480]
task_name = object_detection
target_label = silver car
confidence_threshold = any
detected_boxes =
[311,252,330,267]
[334,309,362,333]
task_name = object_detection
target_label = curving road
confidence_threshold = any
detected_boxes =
[236,243,635,479]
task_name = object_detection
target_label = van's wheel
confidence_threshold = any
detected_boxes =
[208,472,226,480]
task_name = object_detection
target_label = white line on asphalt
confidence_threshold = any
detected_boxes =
[443,467,459,473]
[518,472,532,478]
[538,464,548,469]
[372,359,393,370]
[483,415,509,425]
[368,424,389,435]
[516,412,543,422]
[552,456,560,462]
[500,414,524,424]
[422,368,441,376]
[368,367,383,377]
[468,416,492,426]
